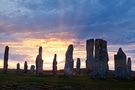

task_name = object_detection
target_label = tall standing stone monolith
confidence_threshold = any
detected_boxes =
[76,58,81,74]
[16,63,20,73]
[127,57,132,78]
[64,44,74,75]
[30,65,35,73]
[53,54,57,75]
[114,48,127,78]
[94,39,109,78]
[86,39,94,73]
[3,46,9,73]
[36,46,43,74]
[24,61,28,73]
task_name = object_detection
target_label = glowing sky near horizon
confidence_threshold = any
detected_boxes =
[0,0,135,70]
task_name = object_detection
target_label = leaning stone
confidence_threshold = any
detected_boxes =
[64,44,74,75]
[53,54,57,75]
[16,63,20,73]
[127,57,132,78]
[76,58,81,74]
[36,46,43,74]
[30,65,35,73]
[3,46,9,73]
[24,61,28,73]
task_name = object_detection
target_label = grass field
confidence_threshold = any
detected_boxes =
[0,72,135,90]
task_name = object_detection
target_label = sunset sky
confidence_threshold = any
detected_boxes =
[0,0,135,70]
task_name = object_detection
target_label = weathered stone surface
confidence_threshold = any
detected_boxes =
[16,63,20,73]
[24,61,28,73]
[114,48,127,78]
[86,39,94,73]
[127,57,132,78]
[76,58,81,74]
[3,46,9,73]
[53,54,57,75]
[30,65,35,73]
[36,47,43,74]
[93,39,109,78]
[64,44,74,75]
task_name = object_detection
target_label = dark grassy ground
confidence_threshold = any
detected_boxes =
[0,72,135,90]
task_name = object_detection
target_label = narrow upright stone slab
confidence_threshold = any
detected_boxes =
[30,65,35,73]
[94,39,109,78]
[53,54,57,75]
[86,39,94,73]
[36,46,43,74]
[3,46,9,73]
[64,44,74,75]
[24,61,28,73]
[16,63,20,73]
[114,48,127,78]
[95,39,109,62]
[76,58,81,74]
[127,57,132,78]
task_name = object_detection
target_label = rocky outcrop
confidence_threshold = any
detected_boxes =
[64,44,74,75]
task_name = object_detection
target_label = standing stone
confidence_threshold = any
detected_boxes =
[114,48,127,78]
[53,54,57,75]
[24,61,28,73]
[76,58,81,74]
[16,63,20,73]
[3,46,9,73]
[30,65,35,73]
[36,46,43,74]
[64,44,74,75]
[94,39,109,78]
[127,57,132,78]
[86,39,94,73]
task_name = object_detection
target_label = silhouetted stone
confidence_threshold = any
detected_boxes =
[64,44,74,75]
[76,58,81,74]
[3,46,9,73]
[86,39,94,73]
[36,46,43,74]
[30,65,35,73]
[93,39,109,78]
[127,57,132,78]
[53,54,57,75]
[114,48,127,78]
[16,63,20,73]
[24,61,28,73]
